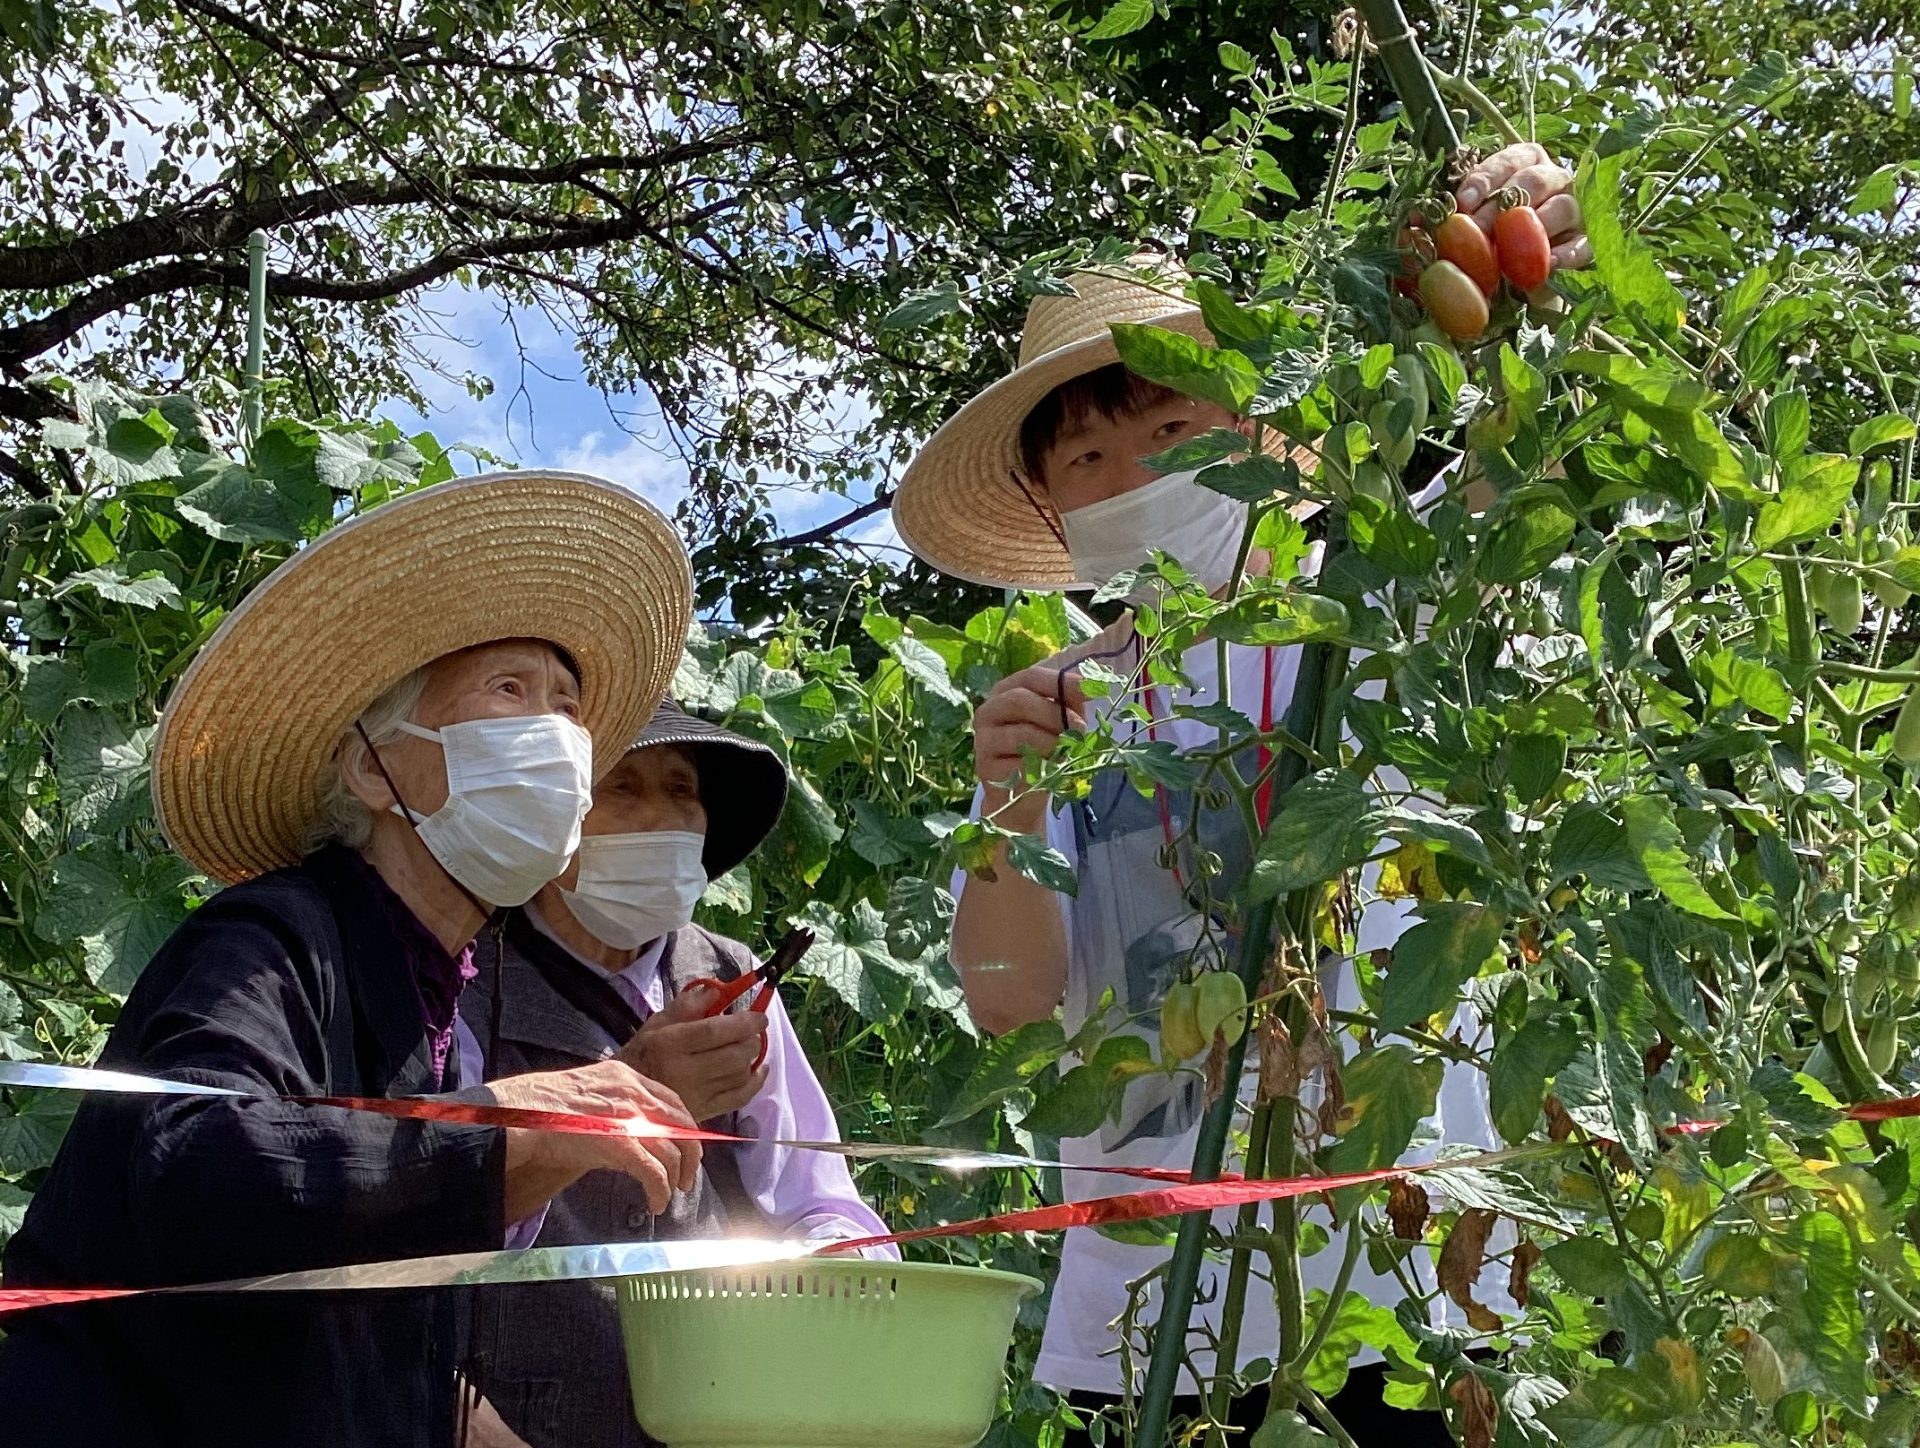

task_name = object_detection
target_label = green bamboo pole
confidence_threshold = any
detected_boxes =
[1350,0,1461,159]
[1132,12,1458,1440]
[1131,641,1332,1446]
[243,229,268,446]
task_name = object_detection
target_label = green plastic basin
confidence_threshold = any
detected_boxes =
[618,1257,1041,1448]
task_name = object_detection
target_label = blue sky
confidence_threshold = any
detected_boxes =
[374,282,907,562]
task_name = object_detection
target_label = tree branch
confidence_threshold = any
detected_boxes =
[769,488,896,550]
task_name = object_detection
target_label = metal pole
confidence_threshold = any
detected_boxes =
[243,229,268,446]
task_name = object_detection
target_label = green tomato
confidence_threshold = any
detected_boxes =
[1875,536,1913,609]
[1893,689,1920,765]
[1193,971,1248,1049]
[1159,981,1206,1062]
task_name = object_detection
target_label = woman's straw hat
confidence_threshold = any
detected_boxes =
[892,254,1306,590]
[153,470,693,885]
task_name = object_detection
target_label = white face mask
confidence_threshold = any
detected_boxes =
[559,830,708,950]
[1058,467,1251,598]
[387,714,594,908]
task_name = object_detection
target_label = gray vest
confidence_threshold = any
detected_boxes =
[459,913,764,1448]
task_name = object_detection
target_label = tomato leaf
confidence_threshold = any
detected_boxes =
[1111,323,1260,415]
[1249,768,1377,901]
[1621,795,1739,922]
[1377,903,1505,1035]
[1754,453,1858,548]
[1575,150,1687,338]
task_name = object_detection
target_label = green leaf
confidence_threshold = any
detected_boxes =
[1249,769,1377,901]
[1697,650,1795,721]
[1621,795,1737,922]
[1005,832,1077,896]
[879,280,963,333]
[1479,486,1578,585]
[1217,40,1255,74]
[937,1020,1068,1125]
[1377,903,1503,1034]
[1489,1015,1581,1142]
[55,564,181,610]
[1848,162,1908,218]
[1140,427,1250,472]
[1542,1372,1681,1448]
[0,1180,30,1246]
[1543,1237,1632,1297]
[1359,343,1396,391]
[1417,343,1467,407]
[0,1092,78,1175]
[1568,353,1745,494]
[1754,454,1857,548]
[1301,1289,1421,1397]
[30,843,199,995]
[1779,1210,1869,1413]
[1210,590,1347,648]
[1196,453,1296,503]
[766,772,842,885]
[1349,496,1438,578]
[884,875,954,961]
[1850,414,1917,456]
[793,901,911,1022]
[1086,0,1154,39]
[1700,1233,1775,1297]
[1508,732,1568,805]
[1551,803,1651,891]
[1499,344,1546,422]
[1110,323,1259,415]
[1575,150,1687,338]
[1322,1044,1443,1174]
[177,462,328,543]
[885,636,967,706]
[56,710,153,831]
[700,864,754,915]
[1021,1063,1110,1138]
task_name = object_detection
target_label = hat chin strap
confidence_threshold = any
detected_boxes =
[1009,468,1071,555]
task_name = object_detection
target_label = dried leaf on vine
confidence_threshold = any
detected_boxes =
[1447,1373,1499,1448]
[1204,1032,1228,1107]
[1258,1013,1297,1104]
[1437,1208,1504,1332]
[1388,1177,1431,1240]
[1508,1240,1543,1307]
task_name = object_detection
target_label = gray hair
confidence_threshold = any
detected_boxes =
[304,666,432,853]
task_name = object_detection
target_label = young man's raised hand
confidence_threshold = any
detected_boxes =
[1453,141,1593,272]
[973,661,1087,834]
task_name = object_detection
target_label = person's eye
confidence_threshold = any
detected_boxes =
[1072,450,1101,468]
[1155,418,1190,439]
[497,677,524,698]
[559,698,582,721]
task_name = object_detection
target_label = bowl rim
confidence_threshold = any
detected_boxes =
[623,1255,1044,1300]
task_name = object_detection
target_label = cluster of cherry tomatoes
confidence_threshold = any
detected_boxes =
[1394,189,1554,342]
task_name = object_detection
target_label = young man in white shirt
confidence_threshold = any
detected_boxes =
[891,145,1590,1442]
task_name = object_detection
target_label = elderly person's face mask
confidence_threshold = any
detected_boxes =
[558,745,709,949]
[365,641,594,908]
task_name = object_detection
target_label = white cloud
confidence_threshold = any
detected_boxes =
[546,427,689,512]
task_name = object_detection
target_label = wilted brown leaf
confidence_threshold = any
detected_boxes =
[1437,1208,1503,1332]
[1388,1177,1431,1240]
[1508,1240,1543,1307]
[1447,1374,1499,1448]
[1544,1096,1576,1142]
[1258,1013,1296,1104]
[1204,1032,1228,1108]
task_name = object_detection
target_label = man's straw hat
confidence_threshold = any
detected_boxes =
[153,470,693,885]
[893,254,1304,590]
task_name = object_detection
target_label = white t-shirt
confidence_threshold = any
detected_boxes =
[954,628,1508,1396]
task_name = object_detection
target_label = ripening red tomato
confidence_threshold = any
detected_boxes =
[1419,261,1489,341]
[1434,212,1499,296]
[1494,205,1553,291]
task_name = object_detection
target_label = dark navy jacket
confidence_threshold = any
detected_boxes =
[0,846,505,1448]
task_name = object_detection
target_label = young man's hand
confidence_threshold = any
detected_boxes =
[973,661,1087,834]
[1453,141,1593,273]
[619,990,769,1122]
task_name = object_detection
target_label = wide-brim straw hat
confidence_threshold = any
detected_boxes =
[154,470,694,885]
[893,253,1310,590]
[624,699,788,880]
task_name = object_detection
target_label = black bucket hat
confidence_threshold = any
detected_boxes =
[626,699,789,880]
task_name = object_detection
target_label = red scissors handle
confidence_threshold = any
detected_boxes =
[683,926,813,1073]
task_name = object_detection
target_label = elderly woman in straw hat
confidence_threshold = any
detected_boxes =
[0,472,704,1448]
[894,148,1589,1444]
[454,699,896,1448]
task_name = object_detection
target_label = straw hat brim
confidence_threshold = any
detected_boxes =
[893,310,1315,590]
[153,470,694,885]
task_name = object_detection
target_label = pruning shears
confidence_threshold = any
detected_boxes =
[682,925,814,1071]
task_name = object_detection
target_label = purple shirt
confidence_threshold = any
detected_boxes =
[342,849,477,1088]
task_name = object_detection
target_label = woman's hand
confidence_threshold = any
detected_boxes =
[1453,141,1593,273]
[619,989,768,1121]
